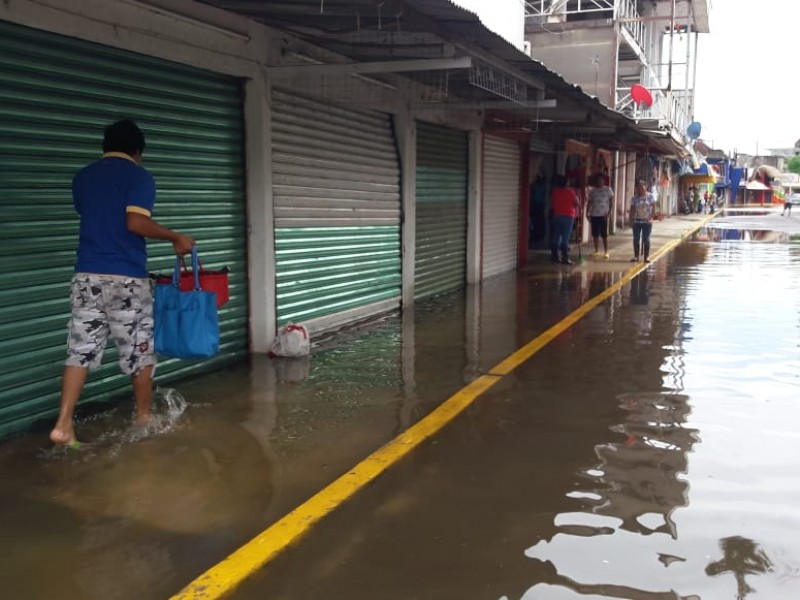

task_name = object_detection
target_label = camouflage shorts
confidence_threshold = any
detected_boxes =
[65,274,156,375]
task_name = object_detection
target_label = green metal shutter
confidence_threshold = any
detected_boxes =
[415,122,469,300]
[272,90,401,326]
[0,20,247,437]
[482,136,520,278]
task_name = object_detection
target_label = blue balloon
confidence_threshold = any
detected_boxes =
[687,122,702,140]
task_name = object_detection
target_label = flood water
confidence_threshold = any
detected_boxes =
[1,225,799,600]
[233,237,800,599]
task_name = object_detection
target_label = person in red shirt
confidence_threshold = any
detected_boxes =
[550,175,580,264]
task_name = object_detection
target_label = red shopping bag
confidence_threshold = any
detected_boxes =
[154,255,229,308]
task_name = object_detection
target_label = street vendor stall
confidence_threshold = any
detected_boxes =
[745,179,771,205]
[680,161,716,211]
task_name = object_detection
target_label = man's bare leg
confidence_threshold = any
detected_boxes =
[50,366,89,445]
[132,365,154,426]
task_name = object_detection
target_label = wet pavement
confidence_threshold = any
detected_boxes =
[2,208,800,599]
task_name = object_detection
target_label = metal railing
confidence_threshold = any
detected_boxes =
[525,0,614,18]
[525,0,695,135]
[615,85,692,134]
[615,0,645,52]
[526,0,646,57]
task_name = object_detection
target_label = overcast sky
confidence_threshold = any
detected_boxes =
[694,0,799,155]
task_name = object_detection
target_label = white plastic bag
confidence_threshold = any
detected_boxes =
[269,322,310,357]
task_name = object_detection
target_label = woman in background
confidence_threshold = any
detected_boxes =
[550,175,580,265]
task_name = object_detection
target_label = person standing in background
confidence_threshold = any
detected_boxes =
[550,175,580,265]
[587,173,614,260]
[629,180,657,263]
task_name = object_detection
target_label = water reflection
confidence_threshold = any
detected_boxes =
[706,536,774,599]
[693,227,791,243]
[525,393,700,597]
[631,270,650,305]
[518,578,700,600]
[592,393,698,538]
[721,210,769,217]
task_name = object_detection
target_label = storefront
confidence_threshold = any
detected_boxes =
[0,20,248,435]
[414,122,469,300]
[271,90,402,330]
[481,136,521,278]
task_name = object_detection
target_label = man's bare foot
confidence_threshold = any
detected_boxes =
[50,427,80,447]
[134,413,154,428]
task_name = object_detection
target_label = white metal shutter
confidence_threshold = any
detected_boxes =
[271,90,401,326]
[482,136,520,278]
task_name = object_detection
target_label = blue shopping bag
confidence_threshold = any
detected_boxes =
[154,247,220,359]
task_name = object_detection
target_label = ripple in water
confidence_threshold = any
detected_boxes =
[43,386,188,461]
[124,386,187,443]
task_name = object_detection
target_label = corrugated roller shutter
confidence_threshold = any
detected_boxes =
[482,136,520,278]
[272,90,401,325]
[415,122,469,300]
[0,20,247,437]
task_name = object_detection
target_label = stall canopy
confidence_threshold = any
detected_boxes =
[680,160,716,184]
[745,180,770,190]
[682,175,715,184]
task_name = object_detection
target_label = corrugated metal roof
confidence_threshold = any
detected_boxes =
[198,0,684,154]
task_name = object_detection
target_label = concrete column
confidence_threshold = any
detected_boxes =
[466,129,483,284]
[610,150,620,234]
[517,144,531,268]
[618,151,629,230]
[625,151,637,228]
[394,110,417,309]
[244,72,276,353]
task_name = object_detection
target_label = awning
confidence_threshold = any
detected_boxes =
[745,180,770,191]
[199,0,683,155]
[694,161,712,175]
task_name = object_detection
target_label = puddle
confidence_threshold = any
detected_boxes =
[692,227,791,242]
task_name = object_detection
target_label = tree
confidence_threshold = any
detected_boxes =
[787,155,800,174]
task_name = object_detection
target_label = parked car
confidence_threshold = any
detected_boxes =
[788,193,800,205]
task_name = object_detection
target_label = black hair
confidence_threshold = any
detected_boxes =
[554,174,568,187]
[102,119,145,156]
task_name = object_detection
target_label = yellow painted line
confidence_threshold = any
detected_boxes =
[172,374,501,600]
[489,261,643,375]
[171,216,713,600]
[489,216,713,376]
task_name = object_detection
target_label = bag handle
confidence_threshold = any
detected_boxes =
[284,324,308,339]
[172,246,201,290]
[191,246,201,290]
[171,254,182,287]
[177,255,207,274]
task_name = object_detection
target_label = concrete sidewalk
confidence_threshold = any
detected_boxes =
[525,211,717,273]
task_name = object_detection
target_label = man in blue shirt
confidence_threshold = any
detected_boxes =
[50,119,195,447]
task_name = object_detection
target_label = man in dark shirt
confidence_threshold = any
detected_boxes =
[50,120,194,447]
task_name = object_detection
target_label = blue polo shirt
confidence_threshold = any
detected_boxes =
[73,152,156,278]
